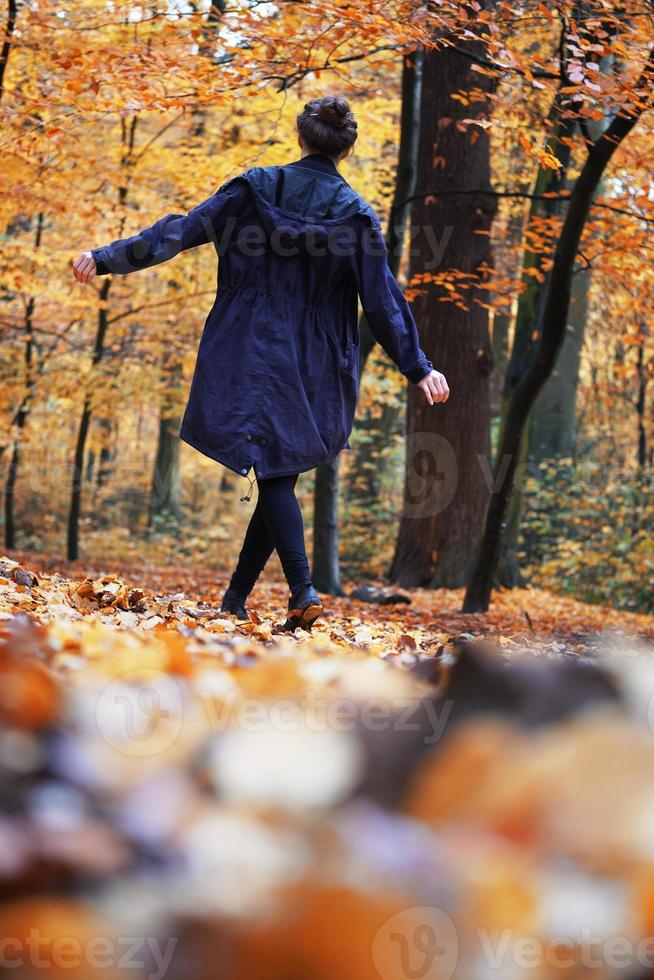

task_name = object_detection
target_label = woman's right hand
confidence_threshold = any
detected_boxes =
[72,251,97,284]
[418,369,450,405]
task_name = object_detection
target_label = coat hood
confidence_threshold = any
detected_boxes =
[237,155,375,247]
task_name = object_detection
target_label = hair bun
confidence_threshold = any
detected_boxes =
[316,96,351,130]
[297,95,358,157]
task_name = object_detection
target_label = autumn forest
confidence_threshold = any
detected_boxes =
[0,0,651,614]
[0,1,653,977]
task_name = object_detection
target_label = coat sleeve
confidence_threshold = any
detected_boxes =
[91,176,247,276]
[352,213,433,385]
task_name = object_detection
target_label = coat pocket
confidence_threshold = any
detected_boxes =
[339,341,358,376]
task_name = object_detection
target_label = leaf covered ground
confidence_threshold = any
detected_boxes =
[4,550,654,661]
[1,552,654,980]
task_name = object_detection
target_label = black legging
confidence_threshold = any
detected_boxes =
[228,473,312,597]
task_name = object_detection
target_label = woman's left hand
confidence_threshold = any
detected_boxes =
[418,369,450,405]
[72,251,97,284]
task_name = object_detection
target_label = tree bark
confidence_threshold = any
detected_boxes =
[463,50,654,612]
[389,38,496,588]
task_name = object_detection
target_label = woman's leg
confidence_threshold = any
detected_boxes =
[227,473,307,597]
[227,499,276,598]
[255,473,312,596]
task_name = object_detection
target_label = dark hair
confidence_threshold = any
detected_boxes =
[296,96,358,159]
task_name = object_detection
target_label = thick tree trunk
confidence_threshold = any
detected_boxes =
[389,39,496,588]
[463,51,653,612]
[313,50,423,594]
[67,279,111,560]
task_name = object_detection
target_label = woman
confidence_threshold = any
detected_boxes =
[73,95,449,631]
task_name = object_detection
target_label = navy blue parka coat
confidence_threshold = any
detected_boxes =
[92,153,433,480]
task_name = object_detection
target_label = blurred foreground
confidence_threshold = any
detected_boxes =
[0,555,654,980]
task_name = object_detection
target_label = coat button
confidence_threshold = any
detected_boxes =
[241,467,248,475]
[246,434,252,442]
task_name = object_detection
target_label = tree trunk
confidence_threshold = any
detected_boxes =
[491,311,511,419]
[67,279,111,560]
[490,210,529,416]
[635,329,648,472]
[0,0,17,105]
[529,264,591,461]
[4,398,25,550]
[96,417,115,487]
[358,48,424,369]
[312,460,343,595]
[149,414,182,525]
[463,50,653,612]
[67,117,137,559]
[312,49,423,595]
[5,212,43,549]
[389,38,496,588]
[496,93,574,583]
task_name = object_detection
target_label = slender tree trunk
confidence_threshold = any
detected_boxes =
[496,93,575,584]
[0,0,17,105]
[389,36,496,588]
[635,330,648,472]
[96,417,115,487]
[67,279,111,560]
[5,212,43,549]
[529,264,591,461]
[149,415,182,520]
[149,358,183,525]
[358,49,424,368]
[4,393,27,549]
[67,116,137,559]
[463,50,653,612]
[312,461,343,594]
[490,209,530,416]
[312,50,424,594]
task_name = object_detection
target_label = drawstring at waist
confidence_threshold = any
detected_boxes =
[240,473,256,502]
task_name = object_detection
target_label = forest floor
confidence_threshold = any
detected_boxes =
[2,548,653,661]
[2,549,654,980]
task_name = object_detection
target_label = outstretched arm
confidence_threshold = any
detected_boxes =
[353,213,449,406]
[72,176,246,283]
